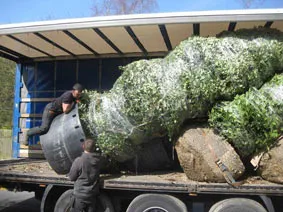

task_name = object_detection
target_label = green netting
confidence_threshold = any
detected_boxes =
[209,74,283,158]
[79,28,283,161]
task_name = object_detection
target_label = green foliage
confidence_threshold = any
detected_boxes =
[209,74,283,158]
[0,58,15,129]
[79,28,283,161]
[79,89,139,161]
[114,59,172,136]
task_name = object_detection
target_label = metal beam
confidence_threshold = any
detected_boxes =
[93,28,123,55]
[32,51,166,62]
[228,22,237,31]
[12,64,21,158]
[159,25,172,51]
[21,98,54,102]
[0,45,31,60]
[63,30,99,56]
[264,21,273,28]
[0,50,19,62]
[193,23,200,36]
[34,32,76,57]
[124,26,147,56]
[21,114,42,118]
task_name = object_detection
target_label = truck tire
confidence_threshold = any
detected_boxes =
[209,198,267,212]
[54,189,73,212]
[40,185,66,212]
[54,189,114,212]
[126,194,187,212]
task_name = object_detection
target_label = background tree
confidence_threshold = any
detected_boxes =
[238,0,265,8]
[91,0,158,16]
[0,58,15,129]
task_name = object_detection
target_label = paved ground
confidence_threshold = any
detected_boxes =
[0,190,40,212]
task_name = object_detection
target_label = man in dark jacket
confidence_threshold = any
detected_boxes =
[69,138,102,212]
[23,83,83,145]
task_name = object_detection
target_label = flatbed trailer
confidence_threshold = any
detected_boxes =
[0,158,283,212]
[1,158,283,196]
[1,8,283,212]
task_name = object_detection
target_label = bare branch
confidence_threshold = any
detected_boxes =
[237,0,265,8]
[91,0,158,16]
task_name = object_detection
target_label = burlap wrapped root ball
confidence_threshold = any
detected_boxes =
[209,74,283,159]
[79,28,283,162]
[175,125,245,182]
[257,137,283,184]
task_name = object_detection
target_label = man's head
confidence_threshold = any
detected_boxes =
[83,138,96,153]
[72,83,83,99]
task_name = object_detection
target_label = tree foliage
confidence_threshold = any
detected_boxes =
[0,58,15,129]
[91,0,158,16]
[209,74,283,158]
[79,28,283,161]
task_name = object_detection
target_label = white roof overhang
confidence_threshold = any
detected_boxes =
[0,8,283,62]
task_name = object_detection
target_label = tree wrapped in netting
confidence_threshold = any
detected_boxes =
[79,28,283,162]
[209,74,283,159]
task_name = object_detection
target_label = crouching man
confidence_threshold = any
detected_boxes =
[68,138,102,212]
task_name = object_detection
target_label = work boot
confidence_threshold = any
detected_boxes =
[21,131,29,146]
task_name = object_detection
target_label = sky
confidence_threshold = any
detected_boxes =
[0,0,283,24]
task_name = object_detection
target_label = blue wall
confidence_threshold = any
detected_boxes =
[15,57,145,150]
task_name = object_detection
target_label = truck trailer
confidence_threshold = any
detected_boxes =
[0,8,283,212]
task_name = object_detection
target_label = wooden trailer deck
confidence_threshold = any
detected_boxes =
[0,158,283,196]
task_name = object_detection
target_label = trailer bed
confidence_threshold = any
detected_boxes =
[0,158,283,196]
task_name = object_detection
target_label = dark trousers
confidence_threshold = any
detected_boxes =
[27,103,59,137]
[71,197,96,212]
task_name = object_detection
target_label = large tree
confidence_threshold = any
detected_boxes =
[91,0,158,16]
[0,58,15,129]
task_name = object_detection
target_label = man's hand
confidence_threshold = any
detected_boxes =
[62,102,74,114]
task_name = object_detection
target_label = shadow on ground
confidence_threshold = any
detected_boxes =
[1,197,40,212]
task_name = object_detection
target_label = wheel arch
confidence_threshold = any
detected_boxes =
[40,184,70,212]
